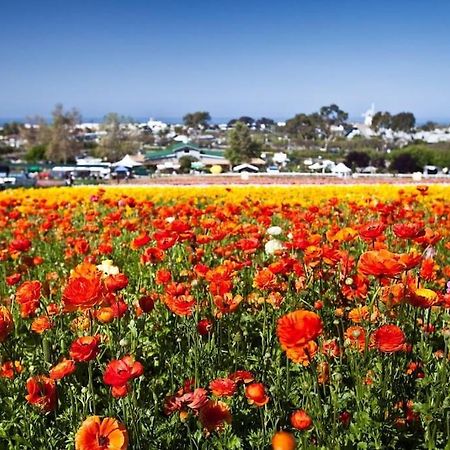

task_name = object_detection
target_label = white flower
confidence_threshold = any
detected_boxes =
[265,239,284,255]
[166,216,175,223]
[266,226,282,236]
[97,260,119,276]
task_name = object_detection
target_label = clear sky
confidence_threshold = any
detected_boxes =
[1,0,450,122]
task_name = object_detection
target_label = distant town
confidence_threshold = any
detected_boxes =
[1,104,450,187]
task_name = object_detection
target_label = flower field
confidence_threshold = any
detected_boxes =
[1,184,450,449]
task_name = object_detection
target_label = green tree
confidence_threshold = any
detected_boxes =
[96,113,135,161]
[391,112,416,132]
[46,104,82,163]
[178,155,198,174]
[284,113,322,141]
[345,151,371,169]
[183,111,211,129]
[25,144,47,162]
[371,112,392,130]
[225,122,262,166]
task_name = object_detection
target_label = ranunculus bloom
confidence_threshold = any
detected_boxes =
[209,378,237,397]
[358,250,406,278]
[372,325,406,353]
[16,280,41,318]
[103,356,144,387]
[272,431,296,450]
[0,306,14,342]
[49,359,76,380]
[198,400,232,434]
[69,336,100,362]
[0,360,22,379]
[285,340,318,365]
[245,382,269,406]
[277,310,323,350]
[63,276,103,312]
[229,370,254,384]
[75,416,128,450]
[345,326,366,351]
[104,273,129,292]
[25,375,57,412]
[408,288,440,308]
[31,316,53,334]
[103,356,144,398]
[290,409,313,430]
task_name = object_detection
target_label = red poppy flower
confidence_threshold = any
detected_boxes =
[209,378,237,397]
[63,276,103,311]
[359,222,386,240]
[69,336,100,362]
[290,409,313,430]
[277,310,323,350]
[357,250,406,278]
[15,280,41,318]
[103,356,144,387]
[104,274,129,292]
[245,382,269,406]
[198,400,232,433]
[0,306,14,342]
[229,370,254,384]
[372,325,406,353]
[25,375,57,412]
[393,223,425,240]
[0,360,22,379]
[49,359,76,380]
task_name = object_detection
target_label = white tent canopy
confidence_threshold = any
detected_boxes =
[332,162,352,174]
[112,154,142,168]
[233,163,259,172]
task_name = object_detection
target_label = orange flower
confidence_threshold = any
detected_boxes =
[272,431,296,450]
[31,316,53,334]
[348,306,378,324]
[69,336,100,362]
[359,222,386,240]
[285,340,318,365]
[25,375,57,412]
[0,306,14,342]
[372,325,406,353]
[0,360,22,379]
[408,287,439,308]
[290,409,313,430]
[75,416,128,450]
[63,276,103,312]
[245,382,270,406]
[253,268,278,290]
[213,293,242,315]
[209,378,237,397]
[198,400,232,434]
[49,359,76,380]
[277,310,322,350]
[358,250,406,278]
[15,280,41,318]
[345,326,366,351]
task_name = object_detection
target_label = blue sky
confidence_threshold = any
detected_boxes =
[1,0,450,122]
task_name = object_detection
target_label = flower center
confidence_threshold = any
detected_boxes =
[98,435,109,447]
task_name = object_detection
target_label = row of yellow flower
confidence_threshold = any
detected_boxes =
[1,183,449,205]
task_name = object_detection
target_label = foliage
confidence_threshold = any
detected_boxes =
[178,155,198,174]
[372,112,416,132]
[183,112,211,129]
[225,122,262,165]
[25,144,47,163]
[345,150,371,169]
